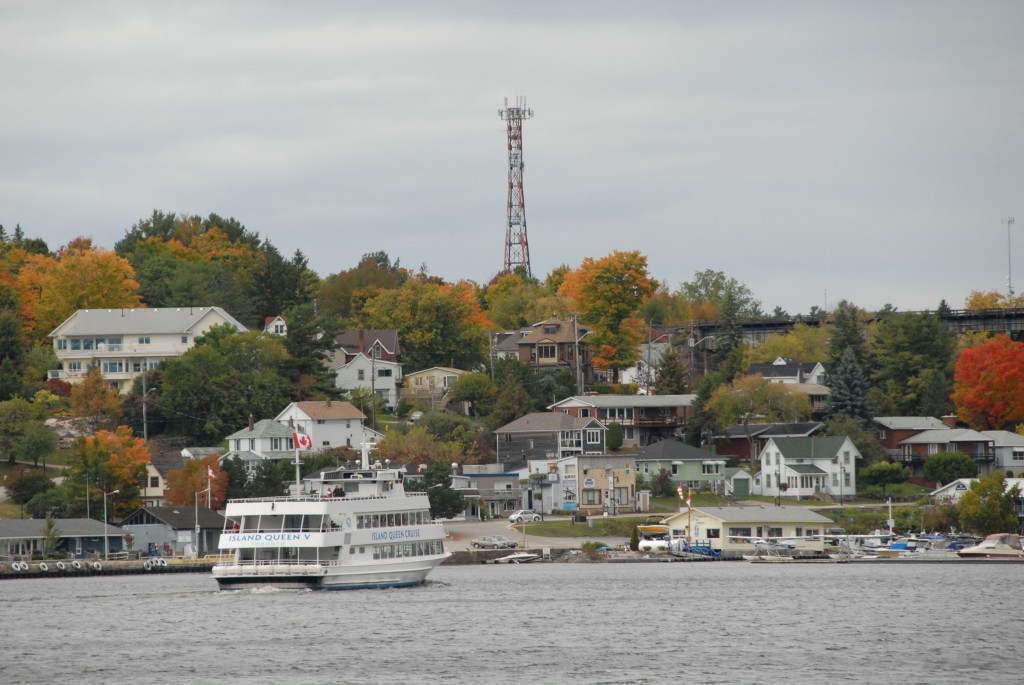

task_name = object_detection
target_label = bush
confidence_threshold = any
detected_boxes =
[580,541,609,559]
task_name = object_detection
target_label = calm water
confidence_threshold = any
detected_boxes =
[1,562,1021,685]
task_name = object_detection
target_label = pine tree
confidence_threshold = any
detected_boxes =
[653,346,687,395]
[827,346,873,423]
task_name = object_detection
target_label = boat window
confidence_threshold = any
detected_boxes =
[387,513,395,527]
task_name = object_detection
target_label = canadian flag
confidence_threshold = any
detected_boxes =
[676,485,684,499]
[686,489,692,511]
[293,432,313,451]
[208,466,215,480]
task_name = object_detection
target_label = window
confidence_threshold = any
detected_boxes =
[133,362,142,372]
[832,473,839,486]
[538,344,556,360]
[671,463,679,475]
[767,527,782,538]
[843,471,851,487]
[728,527,752,541]
[706,528,720,539]
[795,527,803,537]
[149,476,159,488]
[378,368,392,377]
[582,489,602,505]
[580,408,590,418]
[56,339,68,350]
[71,339,81,351]
[83,339,94,350]
[138,336,151,345]
[357,370,365,381]
[101,361,125,373]
[1014,448,1024,462]
[701,462,721,475]
[843,451,850,465]
[271,438,282,451]
[766,474,771,487]
[181,336,188,344]
[67,361,82,374]
[586,429,601,444]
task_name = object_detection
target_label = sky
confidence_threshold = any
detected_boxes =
[2,2,1023,316]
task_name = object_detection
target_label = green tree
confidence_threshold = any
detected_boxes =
[14,421,57,468]
[8,470,54,504]
[707,374,812,464]
[922,451,977,485]
[606,422,624,451]
[917,368,954,419]
[870,312,956,415]
[280,302,340,400]
[650,468,675,497]
[222,456,250,500]
[448,372,497,417]
[678,269,762,318]
[826,347,874,423]
[0,291,26,401]
[0,397,34,464]
[43,513,62,558]
[318,251,409,323]
[249,459,288,498]
[822,416,887,465]
[653,346,687,395]
[828,301,868,369]
[486,380,535,432]
[859,461,909,499]
[958,472,1020,535]
[684,372,725,447]
[405,460,465,519]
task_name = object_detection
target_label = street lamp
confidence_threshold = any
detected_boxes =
[195,487,211,557]
[687,335,715,387]
[103,489,119,559]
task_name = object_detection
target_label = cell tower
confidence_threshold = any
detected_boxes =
[499,96,533,276]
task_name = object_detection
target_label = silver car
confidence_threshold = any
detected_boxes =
[508,510,541,523]
[471,535,518,549]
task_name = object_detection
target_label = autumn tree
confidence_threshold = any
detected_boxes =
[164,454,228,509]
[707,374,812,465]
[70,367,124,431]
[677,269,762,319]
[958,472,1020,535]
[559,251,655,382]
[317,251,409,323]
[359,278,491,372]
[744,323,830,367]
[952,334,1024,430]
[65,427,150,519]
[822,415,886,465]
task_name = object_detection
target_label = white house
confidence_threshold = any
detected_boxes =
[275,399,382,451]
[548,394,696,448]
[263,315,287,336]
[753,436,861,503]
[48,306,247,393]
[220,418,298,470]
[662,506,833,556]
[930,477,1024,504]
[981,431,1024,476]
[331,353,403,410]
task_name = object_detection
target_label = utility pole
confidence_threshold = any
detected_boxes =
[499,96,533,276]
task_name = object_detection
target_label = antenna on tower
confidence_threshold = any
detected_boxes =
[499,95,534,276]
[1005,216,1016,295]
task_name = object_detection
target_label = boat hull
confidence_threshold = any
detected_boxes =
[212,554,450,591]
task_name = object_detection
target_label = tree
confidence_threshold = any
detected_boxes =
[69,367,124,432]
[404,460,465,519]
[744,323,830,367]
[827,301,868,370]
[0,397,34,464]
[859,461,909,499]
[359,278,491,372]
[870,312,956,415]
[164,454,228,509]
[822,416,886,465]
[684,372,725,447]
[318,251,409,323]
[958,472,1020,535]
[486,380,535,432]
[650,468,675,497]
[8,471,54,504]
[653,346,687,395]
[43,514,62,558]
[952,335,1024,430]
[606,422,624,451]
[678,269,762,319]
[280,302,339,400]
[448,372,497,417]
[706,374,812,465]
[66,427,150,519]
[13,421,57,468]
[922,452,977,485]
[222,455,250,501]
[248,459,288,498]
[826,347,874,423]
[559,251,655,382]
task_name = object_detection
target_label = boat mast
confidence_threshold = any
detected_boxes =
[293,447,302,498]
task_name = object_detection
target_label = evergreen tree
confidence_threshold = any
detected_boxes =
[828,301,868,370]
[827,347,873,423]
[684,372,724,447]
[869,311,956,415]
[280,302,339,399]
[486,380,534,432]
[917,368,953,418]
[653,346,687,395]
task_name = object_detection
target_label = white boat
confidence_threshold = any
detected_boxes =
[956,533,1024,559]
[492,552,541,564]
[212,447,450,590]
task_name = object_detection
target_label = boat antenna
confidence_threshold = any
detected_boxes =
[360,439,376,470]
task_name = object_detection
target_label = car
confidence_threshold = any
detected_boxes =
[508,510,542,524]
[471,535,518,549]
[409,411,424,423]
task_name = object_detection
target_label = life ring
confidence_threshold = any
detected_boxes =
[56,562,66,571]
[13,561,24,571]
[20,561,29,572]
[72,561,82,570]
[159,558,168,567]
[144,560,153,571]
[92,562,102,571]
[38,562,49,572]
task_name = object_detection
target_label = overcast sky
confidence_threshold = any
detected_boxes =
[2,2,1022,315]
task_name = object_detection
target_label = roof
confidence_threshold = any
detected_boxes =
[767,436,852,460]
[49,307,247,337]
[747,358,823,378]
[287,401,366,421]
[873,416,950,430]
[495,412,605,433]
[517,317,589,345]
[150,452,186,477]
[899,428,992,445]
[787,464,827,475]
[549,394,696,410]
[636,439,718,461]
[225,418,294,440]
[666,506,833,525]
[404,366,464,377]
[981,430,1024,447]
[0,518,119,539]
[120,506,226,530]
[334,329,400,356]
[723,422,824,439]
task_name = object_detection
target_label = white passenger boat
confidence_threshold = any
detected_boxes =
[212,447,450,590]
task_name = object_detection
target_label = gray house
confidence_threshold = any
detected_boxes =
[494,412,607,466]
[120,506,226,557]
[0,518,123,559]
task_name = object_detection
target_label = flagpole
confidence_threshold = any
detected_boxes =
[687,488,692,547]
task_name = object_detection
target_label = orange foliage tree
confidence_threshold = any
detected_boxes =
[72,426,151,519]
[559,251,655,382]
[164,454,228,509]
[952,334,1024,430]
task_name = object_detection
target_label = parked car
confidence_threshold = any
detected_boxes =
[508,510,541,524]
[471,535,518,549]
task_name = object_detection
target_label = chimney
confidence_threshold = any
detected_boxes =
[941,415,958,429]
[248,414,254,431]
[359,329,365,353]
[327,397,332,408]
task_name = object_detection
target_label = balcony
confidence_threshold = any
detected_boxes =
[634,415,682,427]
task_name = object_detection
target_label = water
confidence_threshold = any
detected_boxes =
[1,562,1021,685]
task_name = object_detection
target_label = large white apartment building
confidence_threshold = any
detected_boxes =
[48,307,247,393]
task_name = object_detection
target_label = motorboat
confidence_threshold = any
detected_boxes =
[637,516,670,539]
[492,552,540,564]
[212,445,450,590]
[956,533,1024,559]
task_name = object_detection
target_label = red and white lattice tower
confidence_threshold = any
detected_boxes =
[499,96,533,276]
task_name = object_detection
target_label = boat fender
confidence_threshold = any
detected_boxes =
[14,561,24,571]
[56,562,66,571]
[144,560,152,571]
[39,562,48,572]
[72,561,82,570]
[160,558,168,567]
[92,562,102,571]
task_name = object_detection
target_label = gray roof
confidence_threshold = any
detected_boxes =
[550,394,696,409]
[788,464,827,475]
[225,419,294,440]
[669,506,833,524]
[982,430,1024,447]
[496,412,605,433]
[769,436,852,460]
[724,422,824,439]
[636,439,717,461]
[899,428,991,445]
[0,518,120,539]
[873,416,949,430]
[50,306,247,337]
[150,452,186,477]
[120,506,226,530]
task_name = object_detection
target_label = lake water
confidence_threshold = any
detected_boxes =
[1,562,1021,685]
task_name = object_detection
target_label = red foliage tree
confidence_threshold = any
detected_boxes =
[952,334,1024,430]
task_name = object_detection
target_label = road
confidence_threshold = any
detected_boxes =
[443,515,629,552]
